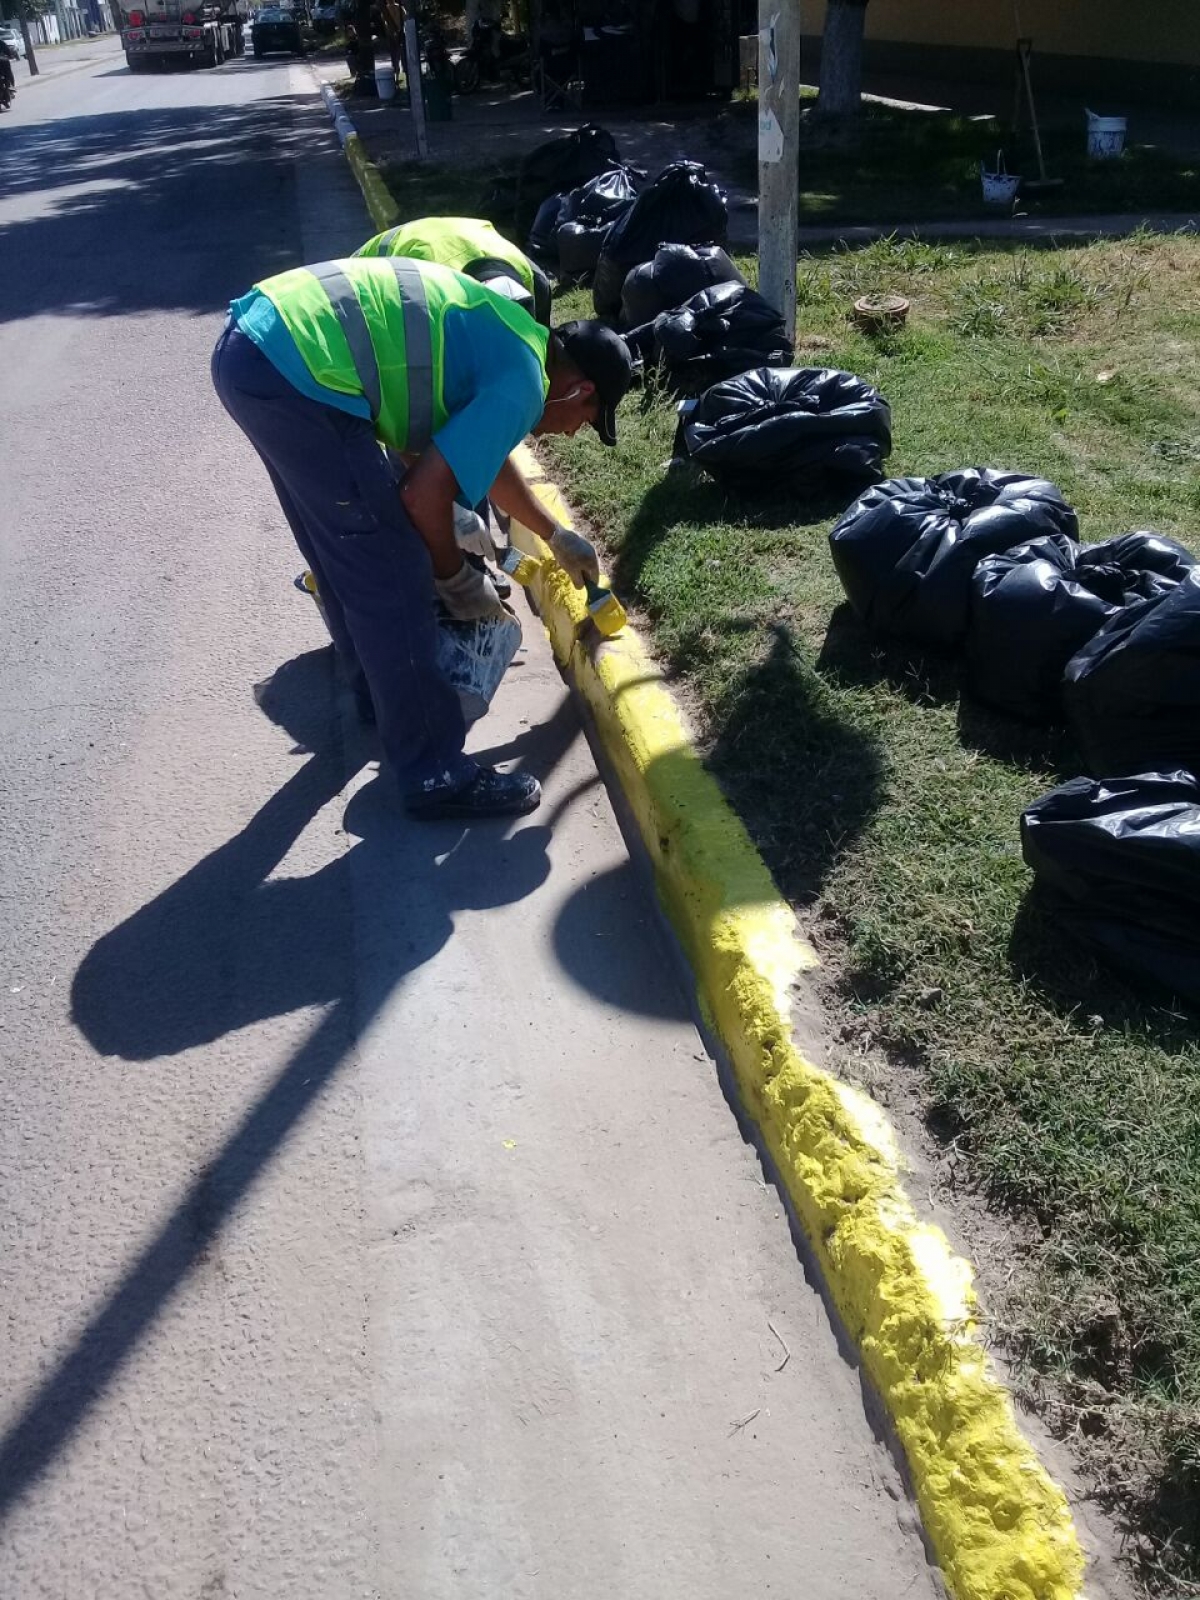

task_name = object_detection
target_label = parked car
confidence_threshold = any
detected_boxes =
[311,2,337,36]
[0,24,27,60]
[250,7,304,56]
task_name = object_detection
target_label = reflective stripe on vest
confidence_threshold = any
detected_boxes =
[307,257,436,447]
[389,258,434,448]
[257,257,549,453]
[308,262,381,418]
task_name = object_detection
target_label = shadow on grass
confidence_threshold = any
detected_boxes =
[818,603,1087,779]
[614,469,846,598]
[816,600,960,707]
[706,622,885,908]
[1007,887,1200,1049]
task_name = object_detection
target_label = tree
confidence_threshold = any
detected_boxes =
[11,0,54,77]
[815,0,870,120]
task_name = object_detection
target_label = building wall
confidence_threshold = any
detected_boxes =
[804,0,1200,69]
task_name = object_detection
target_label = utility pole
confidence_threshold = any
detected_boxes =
[403,8,428,160]
[757,0,799,341]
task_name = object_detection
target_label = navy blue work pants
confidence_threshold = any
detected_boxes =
[211,322,476,796]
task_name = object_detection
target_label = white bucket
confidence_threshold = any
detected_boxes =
[981,151,1020,207]
[375,64,396,101]
[1086,110,1127,160]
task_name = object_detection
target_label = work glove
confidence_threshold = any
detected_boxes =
[435,560,510,623]
[452,502,497,561]
[548,523,600,589]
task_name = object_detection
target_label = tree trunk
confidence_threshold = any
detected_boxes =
[19,14,39,75]
[816,0,868,119]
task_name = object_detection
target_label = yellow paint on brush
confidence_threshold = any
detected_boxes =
[509,448,1085,1600]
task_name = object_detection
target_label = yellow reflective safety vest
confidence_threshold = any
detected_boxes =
[254,256,550,454]
[354,215,551,326]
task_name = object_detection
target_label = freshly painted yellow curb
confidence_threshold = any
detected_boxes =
[345,132,399,231]
[509,448,1085,1600]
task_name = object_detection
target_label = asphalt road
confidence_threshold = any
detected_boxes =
[0,53,941,1600]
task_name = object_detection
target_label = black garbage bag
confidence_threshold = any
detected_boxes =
[593,161,728,319]
[680,366,892,496]
[1064,566,1200,775]
[648,280,793,394]
[968,530,1198,722]
[570,165,641,226]
[1021,770,1200,1007]
[515,122,622,237]
[829,469,1079,650]
[621,242,744,327]
[556,219,611,283]
[527,191,572,259]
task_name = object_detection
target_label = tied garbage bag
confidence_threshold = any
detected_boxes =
[569,165,641,225]
[555,219,612,283]
[530,168,639,270]
[593,160,728,319]
[968,530,1197,722]
[621,242,743,327]
[679,366,892,496]
[649,280,793,394]
[1020,770,1200,1007]
[1064,566,1200,775]
[515,121,623,237]
[829,469,1078,650]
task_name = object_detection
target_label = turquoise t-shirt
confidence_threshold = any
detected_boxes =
[231,286,546,507]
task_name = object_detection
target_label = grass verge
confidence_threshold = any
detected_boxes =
[382,159,1200,1589]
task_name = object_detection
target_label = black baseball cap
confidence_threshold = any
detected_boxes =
[555,320,634,447]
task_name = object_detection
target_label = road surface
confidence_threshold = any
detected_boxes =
[0,51,940,1600]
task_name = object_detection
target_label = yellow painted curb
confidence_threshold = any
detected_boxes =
[509,448,1085,1600]
[345,132,399,232]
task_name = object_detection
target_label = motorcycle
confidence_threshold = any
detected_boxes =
[452,17,529,94]
[0,48,16,111]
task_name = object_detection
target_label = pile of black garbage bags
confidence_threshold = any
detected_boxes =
[829,468,1200,1005]
[519,124,891,499]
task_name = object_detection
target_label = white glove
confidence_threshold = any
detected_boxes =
[548,523,600,589]
[452,502,496,561]
[435,561,509,622]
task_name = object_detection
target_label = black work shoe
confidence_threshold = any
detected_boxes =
[489,563,512,600]
[407,766,541,820]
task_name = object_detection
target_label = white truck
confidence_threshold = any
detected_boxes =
[119,0,247,70]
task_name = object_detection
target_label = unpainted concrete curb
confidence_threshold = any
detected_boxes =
[320,81,1089,1600]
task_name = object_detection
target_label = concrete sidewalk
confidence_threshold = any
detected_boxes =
[15,32,122,86]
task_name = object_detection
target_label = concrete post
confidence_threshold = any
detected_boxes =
[403,14,429,160]
[757,0,799,342]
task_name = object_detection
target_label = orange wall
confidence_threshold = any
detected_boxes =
[804,0,1200,68]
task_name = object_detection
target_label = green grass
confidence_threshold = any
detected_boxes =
[376,155,521,229]
[722,94,1200,224]
[381,155,1200,1587]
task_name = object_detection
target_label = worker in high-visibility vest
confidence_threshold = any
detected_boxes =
[213,254,632,820]
[355,216,552,327]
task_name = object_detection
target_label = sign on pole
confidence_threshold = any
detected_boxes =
[757,2,799,341]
